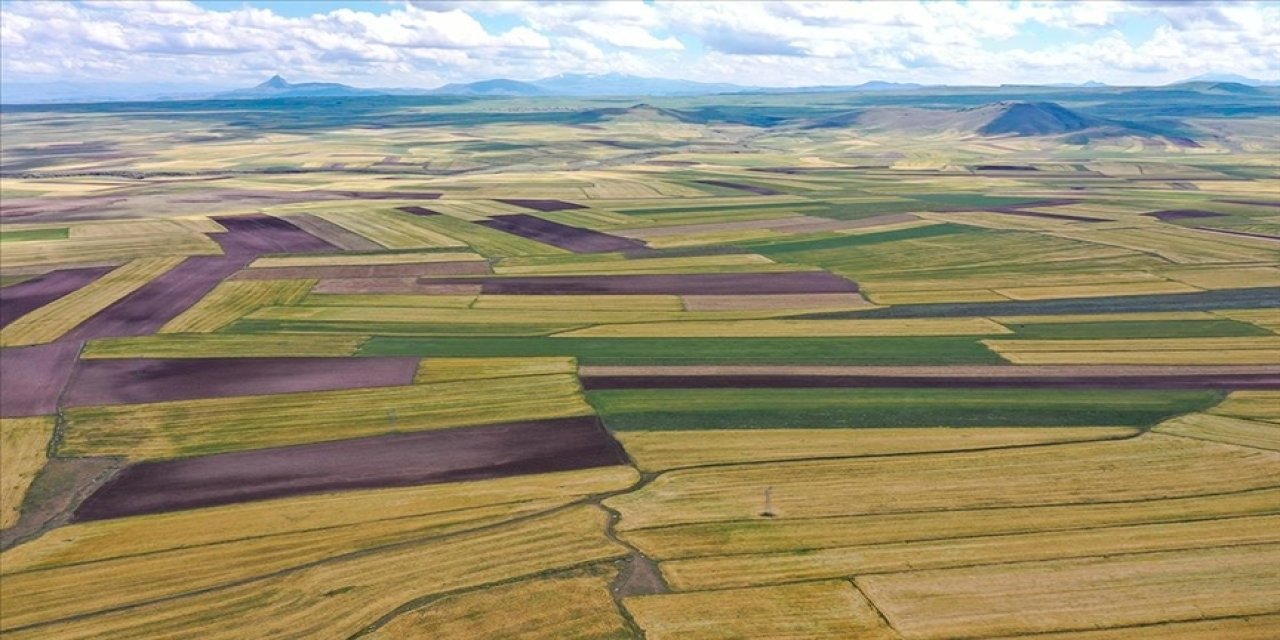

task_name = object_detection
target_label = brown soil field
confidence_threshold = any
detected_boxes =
[395,206,441,217]
[71,415,628,521]
[481,214,650,253]
[311,278,484,295]
[210,214,339,256]
[420,271,860,295]
[0,266,113,329]
[282,214,384,251]
[231,261,490,280]
[0,341,82,417]
[1145,209,1228,221]
[494,198,587,212]
[693,180,783,196]
[680,293,874,311]
[62,356,420,406]
[989,209,1108,222]
[59,255,250,341]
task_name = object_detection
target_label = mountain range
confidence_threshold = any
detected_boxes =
[2,72,1277,104]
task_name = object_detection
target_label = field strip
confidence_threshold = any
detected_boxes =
[250,252,485,268]
[580,364,1280,377]
[1153,413,1280,451]
[80,334,368,358]
[0,257,186,347]
[604,435,1280,531]
[560,317,1011,338]
[0,417,56,529]
[616,427,1140,472]
[72,416,627,520]
[0,466,639,575]
[618,486,1280,561]
[0,505,627,638]
[658,514,1280,591]
[856,543,1280,639]
[978,613,1280,639]
[623,579,897,640]
[60,372,594,459]
[158,279,315,334]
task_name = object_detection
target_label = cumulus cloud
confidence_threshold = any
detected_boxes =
[1,0,1276,88]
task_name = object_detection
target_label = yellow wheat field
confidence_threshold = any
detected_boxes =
[2,506,627,640]
[159,279,315,333]
[616,426,1137,472]
[80,333,367,358]
[624,580,897,640]
[660,514,1280,591]
[368,566,629,640]
[857,543,1280,639]
[1,257,186,346]
[60,373,593,459]
[0,416,55,530]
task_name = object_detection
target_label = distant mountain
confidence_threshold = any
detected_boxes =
[1180,73,1280,87]
[1046,81,1107,88]
[429,78,546,97]
[805,101,1128,140]
[754,81,924,94]
[213,75,383,100]
[574,103,698,124]
[978,102,1095,136]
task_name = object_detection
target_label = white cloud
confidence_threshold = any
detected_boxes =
[0,0,1276,88]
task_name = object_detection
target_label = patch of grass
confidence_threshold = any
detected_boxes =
[1004,319,1273,339]
[357,336,1005,365]
[738,223,978,255]
[0,228,68,243]
[587,388,1223,430]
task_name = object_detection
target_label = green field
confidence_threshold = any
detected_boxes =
[588,388,1224,430]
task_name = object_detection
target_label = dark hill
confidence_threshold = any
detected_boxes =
[977,102,1094,136]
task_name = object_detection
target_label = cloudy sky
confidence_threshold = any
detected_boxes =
[2,0,1278,89]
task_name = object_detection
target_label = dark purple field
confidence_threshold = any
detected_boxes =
[211,214,339,257]
[396,206,441,217]
[418,271,860,295]
[61,256,250,341]
[232,261,490,280]
[693,180,783,196]
[989,209,1108,223]
[493,199,588,212]
[0,341,82,417]
[1145,209,1227,221]
[285,214,383,251]
[322,190,441,200]
[480,214,650,253]
[1192,226,1280,242]
[72,416,628,521]
[0,266,113,329]
[62,356,421,406]
[579,373,1280,391]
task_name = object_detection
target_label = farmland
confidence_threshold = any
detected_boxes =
[2,80,1279,639]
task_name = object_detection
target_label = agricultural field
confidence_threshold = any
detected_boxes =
[1,80,1279,640]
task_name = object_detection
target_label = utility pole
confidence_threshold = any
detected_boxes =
[761,486,775,518]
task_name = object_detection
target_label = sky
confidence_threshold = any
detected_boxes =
[1,0,1278,90]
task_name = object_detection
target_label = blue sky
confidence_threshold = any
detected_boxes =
[2,1,1277,89]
